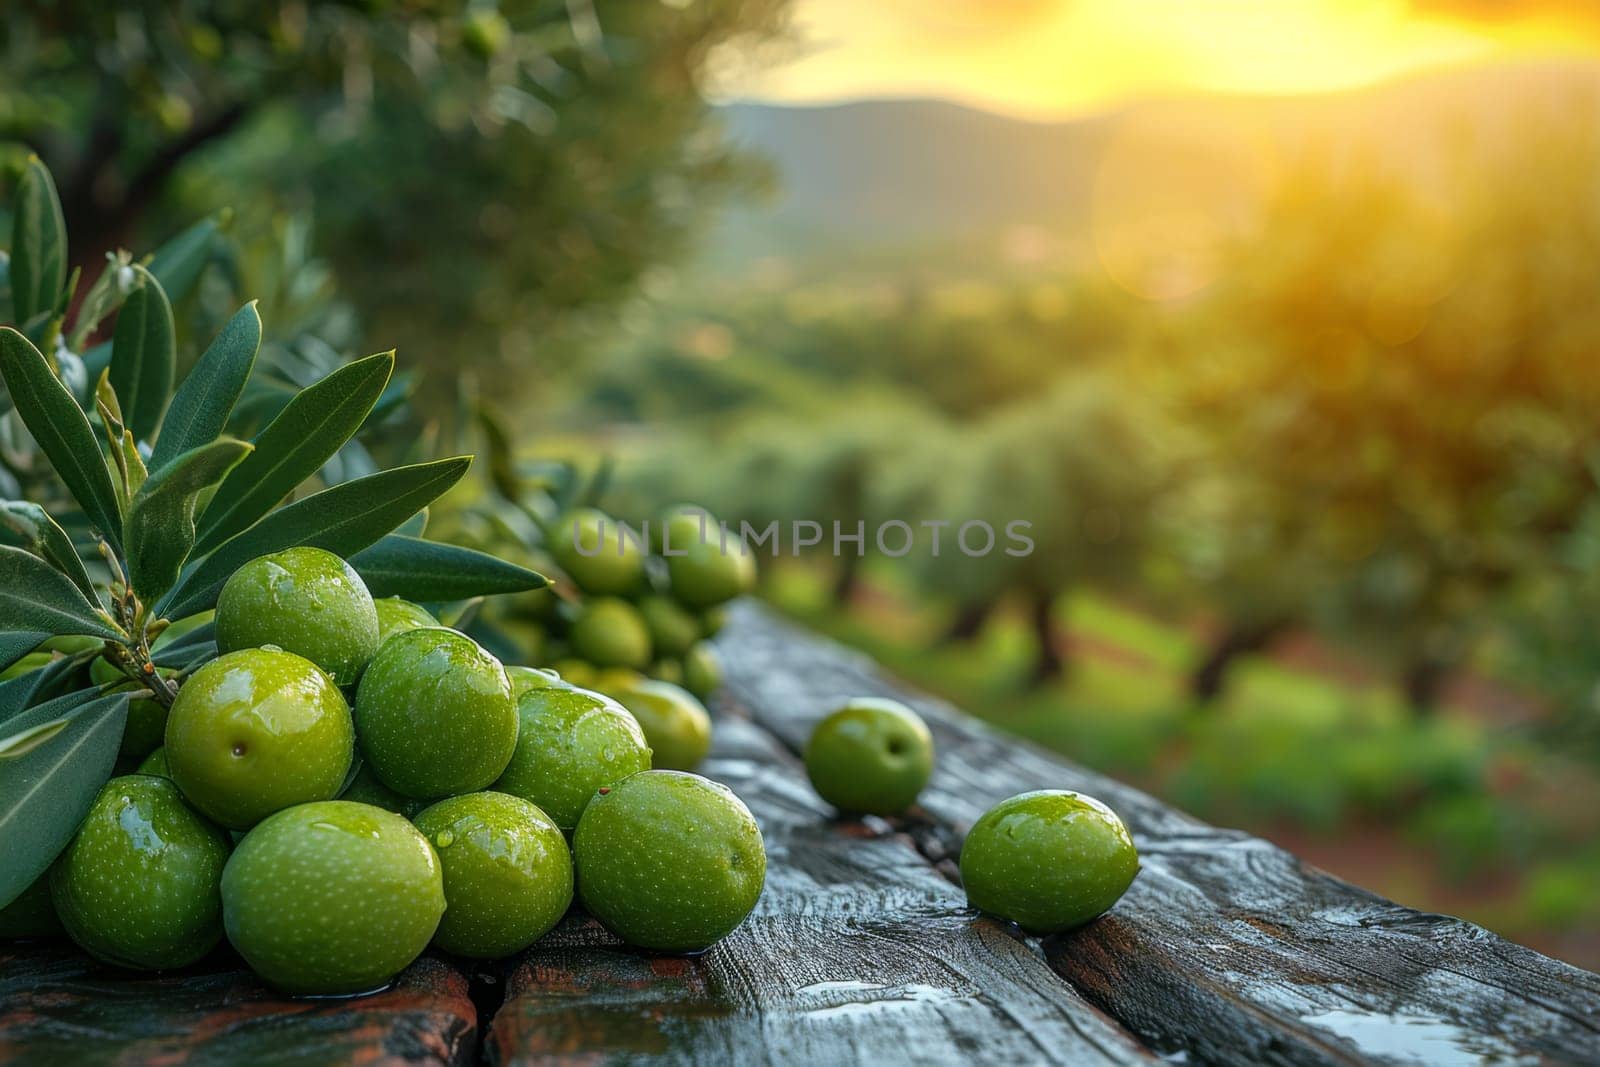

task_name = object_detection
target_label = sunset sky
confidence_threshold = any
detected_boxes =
[732,0,1600,119]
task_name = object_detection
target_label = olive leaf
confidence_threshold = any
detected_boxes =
[151,637,217,672]
[148,302,261,471]
[109,265,177,442]
[164,456,473,618]
[0,679,102,729]
[150,619,215,663]
[366,369,416,428]
[397,509,429,537]
[0,500,98,601]
[9,156,67,326]
[145,212,226,301]
[124,438,253,602]
[95,371,150,515]
[476,403,521,501]
[351,534,547,601]
[0,631,49,675]
[0,545,120,639]
[0,717,69,758]
[0,673,38,724]
[0,691,128,910]
[0,328,125,548]
[21,653,100,712]
[67,250,135,351]
[194,350,395,554]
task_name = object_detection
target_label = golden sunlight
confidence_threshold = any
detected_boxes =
[737,0,1600,118]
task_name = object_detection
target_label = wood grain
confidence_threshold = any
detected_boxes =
[488,716,1156,1066]
[715,602,1600,1066]
[0,946,475,1067]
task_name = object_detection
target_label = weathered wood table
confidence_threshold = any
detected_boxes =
[3,604,1598,1065]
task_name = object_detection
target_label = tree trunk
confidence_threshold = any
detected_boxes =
[942,599,995,644]
[830,550,862,607]
[1401,656,1449,716]
[1190,618,1287,705]
[1029,589,1066,685]
[60,101,253,276]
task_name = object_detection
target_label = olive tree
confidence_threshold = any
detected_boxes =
[0,0,790,387]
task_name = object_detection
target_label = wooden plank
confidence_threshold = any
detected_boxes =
[715,603,1600,1067]
[0,947,476,1067]
[488,715,1158,1066]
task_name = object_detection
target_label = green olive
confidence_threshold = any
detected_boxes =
[215,547,380,686]
[602,677,712,772]
[414,792,573,958]
[574,771,765,952]
[222,801,444,995]
[568,598,653,670]
[493,683,651,834]
[959,790,1140,933]
[354,627,517,798]
[804,698,933,815]
[51,775,229,969]
[164,648,355,830]
[374,597,439,646]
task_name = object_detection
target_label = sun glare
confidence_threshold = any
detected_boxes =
[736,0,1599,118]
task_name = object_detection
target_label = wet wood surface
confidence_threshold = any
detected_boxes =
[486,717,1155,1066]
[0,948,475,1066]
[4,601,1599,1065]
[715,603,1600,1067]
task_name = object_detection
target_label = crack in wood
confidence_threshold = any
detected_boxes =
[713,602,1600,1066]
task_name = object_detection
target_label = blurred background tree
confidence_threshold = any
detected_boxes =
[0,0,790,395]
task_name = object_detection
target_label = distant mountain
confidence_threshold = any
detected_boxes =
[701,58,1600,274]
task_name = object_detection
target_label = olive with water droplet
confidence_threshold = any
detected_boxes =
[215,547,380,686]
[354,627,517,799]
[574,770,765,952]
[959,790,1139,933]
[374,597,438,646]
[222,800,444,995]
[164,648,355,829]
[413,792,573,958]
[494,682,651,834]
[51,775,230,969]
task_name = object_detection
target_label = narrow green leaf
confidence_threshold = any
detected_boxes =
[10,157,67,324]
[165,456,472,618]
[0,675,36,723]
[0,501,98,601]
[66,251,134,351]
[0,328,124,548]
[145,213,224,301]
[194,351,394,554]
[149,302,261,471]
[365,370,415,429]
[21,653,96,710]
[351,535,548,601]
[0,692,128,909]
[152,619,215,661]
[109,266,177,441]
[397,509,429,537]
[152,638,216,672]
[125,439,253,602]
[439,598,484,631]
[0,545,119,639]
[0,681,103,730]
[0,631,48,674]
[0,717,69,757]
